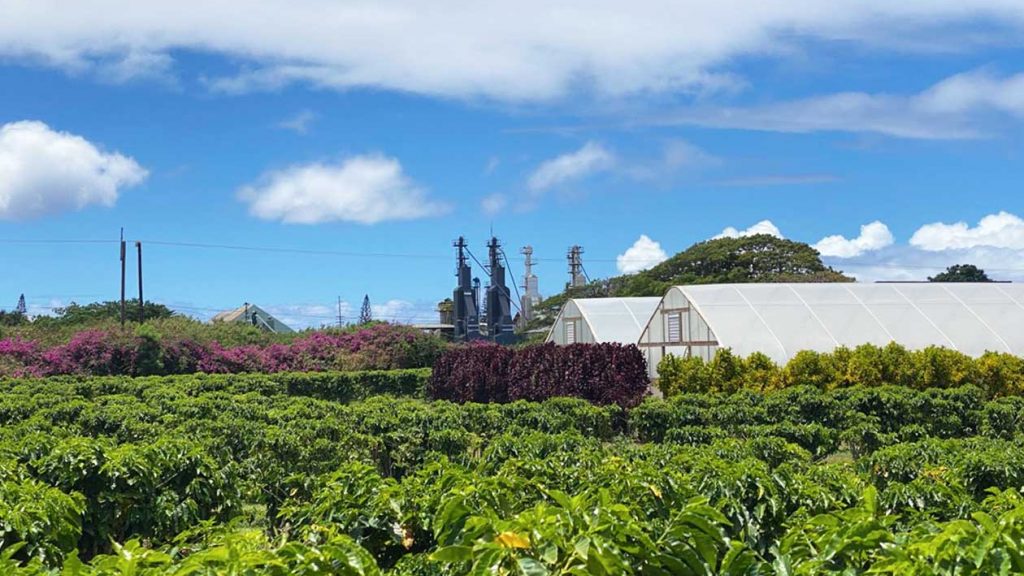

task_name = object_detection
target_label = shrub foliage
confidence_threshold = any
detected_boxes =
[658,343,1024,398]
[0,323,446,378]
[2,375,1024,573]
[429,342,649,407]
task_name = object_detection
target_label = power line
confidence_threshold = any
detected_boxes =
[5,234,1024,272]
[140,239,450,260]
[0,239,118,245]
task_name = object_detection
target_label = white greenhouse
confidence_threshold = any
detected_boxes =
[639,283,1024,377]
[547,297,661,346]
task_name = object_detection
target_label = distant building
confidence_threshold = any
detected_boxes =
[211,303,294,334]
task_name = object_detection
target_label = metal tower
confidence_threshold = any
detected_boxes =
[567,245,586,288]
[485,236,515,340]
[519,246,541,325]
[451,237,480,341]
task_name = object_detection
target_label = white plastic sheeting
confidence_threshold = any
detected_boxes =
[667,283,1024,363]
[547,298,661,345]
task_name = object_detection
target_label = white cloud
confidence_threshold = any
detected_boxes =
[3,2,1023,102]
[277,110,317,134]
[828,246,1024,283]
[238,154,449,224]
[661,139,718,169]
[814,221,894,258]
[625,139,719,182]
[715,220,784,239]
[480,193,508,216]
[527,142,615,192]
[915,69,1024,118]
[95,49,177,84]
[371,299,418,321]
[657,69,1024,139]
[821,211,1024,281]
[263,303,342,329]
[224,299,438,329]
[910,211,1024,251]
[617,235,668,274]
[0,120,147,220]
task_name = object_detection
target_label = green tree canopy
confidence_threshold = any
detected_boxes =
[621,234,852,294]
[533,234,852,318]
[0,310,27,327]
[928,264,992,283]
[34,300,176,326]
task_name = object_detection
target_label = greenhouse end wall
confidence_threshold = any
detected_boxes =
[639,287,719,378]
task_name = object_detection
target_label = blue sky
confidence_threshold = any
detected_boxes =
[1,2,1024,328]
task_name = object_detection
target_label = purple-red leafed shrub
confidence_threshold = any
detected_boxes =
[509,343,649,407]
[430,342,649,407]
[585,343,651,407]
[428,343,513,403]
[506,343,572,401]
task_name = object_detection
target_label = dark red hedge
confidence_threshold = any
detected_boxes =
[429,342,649,407]
[427,343,513,403]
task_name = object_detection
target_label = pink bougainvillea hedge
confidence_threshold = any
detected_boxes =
[0,323,447,378]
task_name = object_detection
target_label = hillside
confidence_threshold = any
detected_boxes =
[529,234,852,329]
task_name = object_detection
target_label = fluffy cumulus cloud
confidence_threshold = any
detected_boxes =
[816,211,1024,282]
[0,120,147,220]
[715,220,783,239]
[238,154,449,224]
[3,2,1024,102]
[527,142,615,192]
[617,235,668,274]
[827,245,1024,283]
[910,211,1024,251]
[814,221,894,258]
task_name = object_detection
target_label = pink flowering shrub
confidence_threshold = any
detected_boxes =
[0,323,446,377]
[0,338,43,377]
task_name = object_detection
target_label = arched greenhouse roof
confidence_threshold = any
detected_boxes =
[666,283,1024,362]
[547,297,660,344]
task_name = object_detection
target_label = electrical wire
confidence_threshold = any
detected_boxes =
[499,248,524,314]
[140,239,449,260]
[0,239,118,245]
[7,234,1024,272]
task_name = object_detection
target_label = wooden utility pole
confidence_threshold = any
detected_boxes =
[120,228,126,328]
[136,241,144,323]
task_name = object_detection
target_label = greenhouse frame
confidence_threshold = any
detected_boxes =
[638,283,1024,377]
